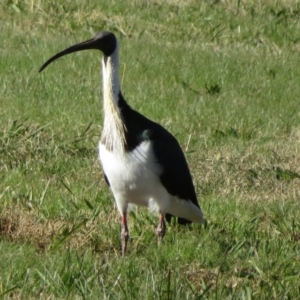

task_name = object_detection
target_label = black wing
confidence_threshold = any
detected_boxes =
[119,94,200,224]
[150,129,199,224]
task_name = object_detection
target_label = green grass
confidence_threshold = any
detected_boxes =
[1,0,300,298]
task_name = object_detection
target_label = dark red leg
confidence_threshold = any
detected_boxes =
[156,213,166,246]
[121,214,129,256]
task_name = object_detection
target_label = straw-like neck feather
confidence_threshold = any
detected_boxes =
[101,45,126,153]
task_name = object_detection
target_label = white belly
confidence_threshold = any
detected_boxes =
[99,141,167,213]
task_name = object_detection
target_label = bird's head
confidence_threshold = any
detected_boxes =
[39,31,117,72]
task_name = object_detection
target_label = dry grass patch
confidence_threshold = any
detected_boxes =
[0,204,120,253]
[0,206,63,251]
[184,264,220,291]
[192,136,300,203]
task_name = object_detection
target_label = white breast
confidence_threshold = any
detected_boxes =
[99,141,168,213]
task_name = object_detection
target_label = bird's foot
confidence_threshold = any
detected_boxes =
[121,228,129,257]
[121,215,129,257]
[156,214,166,246]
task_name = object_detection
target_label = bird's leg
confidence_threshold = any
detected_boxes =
[156,213,166,246]
[121,214,129,256]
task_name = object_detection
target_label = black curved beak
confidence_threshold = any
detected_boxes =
[39,31,117,72]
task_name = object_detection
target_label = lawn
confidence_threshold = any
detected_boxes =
[1,0,300,298]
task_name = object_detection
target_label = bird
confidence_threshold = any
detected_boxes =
[39,31,204,256]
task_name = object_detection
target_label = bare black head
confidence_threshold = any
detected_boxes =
[39,31,117,72]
